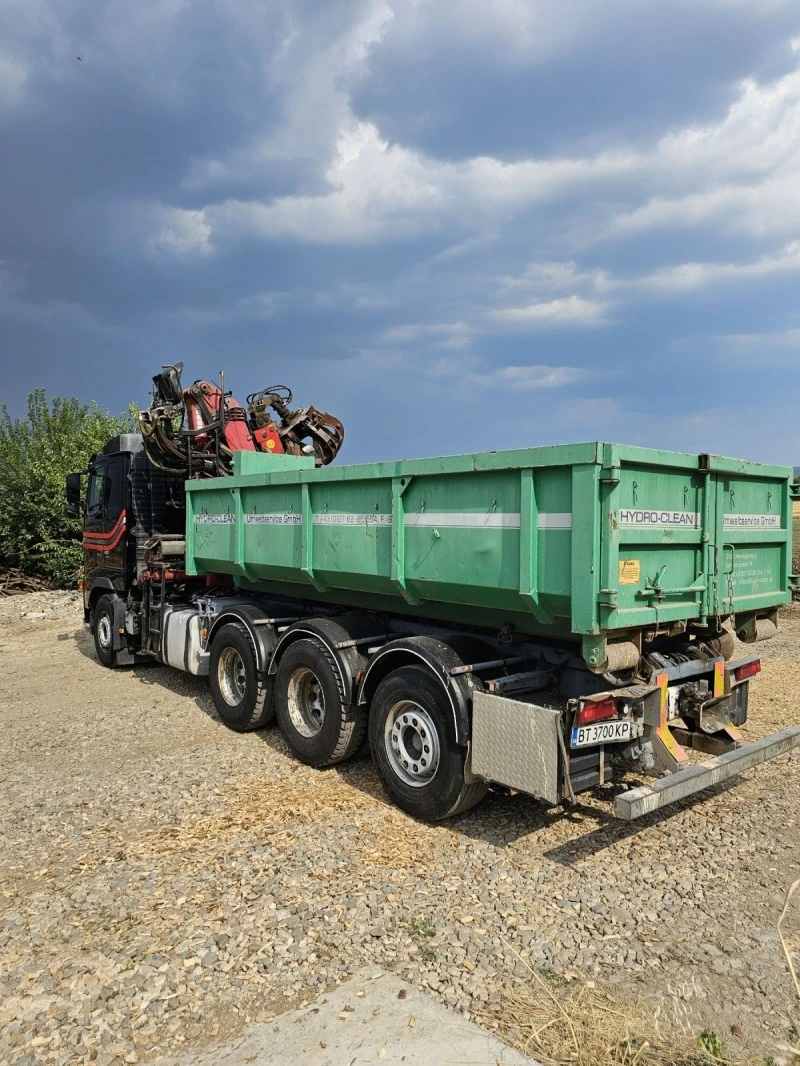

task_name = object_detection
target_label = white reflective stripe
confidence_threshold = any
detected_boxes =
[723,513,781,530]
[405,512,521,528]
[314,513,392,526]
[212,511,574,529]
[619,509,700,528]
[241,511,778,530]
[537,512,572,529]
[245,513,301,525]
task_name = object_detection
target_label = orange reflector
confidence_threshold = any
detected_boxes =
[734,660,761,682]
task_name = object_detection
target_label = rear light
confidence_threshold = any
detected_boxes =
[577,697,617,726]
[734,660,761,682]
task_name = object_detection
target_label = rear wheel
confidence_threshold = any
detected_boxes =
[92,594,120,668]
[209,623,273,732]
[368,665,487,820]
[275,639,366,767]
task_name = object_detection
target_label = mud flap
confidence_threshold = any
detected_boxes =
[109,595,136,665]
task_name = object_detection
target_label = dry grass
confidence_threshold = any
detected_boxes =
[471,876,800,1066]
[475,922,800,1066]
[479,970,739,1066]
[778,879,800,1001]
[775,878,800,1066]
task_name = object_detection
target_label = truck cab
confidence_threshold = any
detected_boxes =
[81,437,133,614]
[68,434,183,653]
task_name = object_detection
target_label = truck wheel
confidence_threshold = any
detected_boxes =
[369,665,487,821]
[209,624,274,732]
[93,594,120,668]
[275,639,366,767]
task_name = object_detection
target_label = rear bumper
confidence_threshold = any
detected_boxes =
[614,726,800,820]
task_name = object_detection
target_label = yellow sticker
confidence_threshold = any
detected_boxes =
[619,558,640,585]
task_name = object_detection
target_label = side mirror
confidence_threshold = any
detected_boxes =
[65,472,82,518]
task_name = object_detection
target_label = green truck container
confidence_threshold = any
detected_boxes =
[186,443,794,672]
[75,436,800,822]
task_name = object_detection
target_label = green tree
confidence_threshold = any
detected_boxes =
[0,390,136,586]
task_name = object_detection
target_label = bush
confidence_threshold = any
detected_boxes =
[0,390,136,586]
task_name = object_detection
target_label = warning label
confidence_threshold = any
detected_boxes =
[618,558,641,585]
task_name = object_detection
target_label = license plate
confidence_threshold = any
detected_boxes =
[570,720,632,748]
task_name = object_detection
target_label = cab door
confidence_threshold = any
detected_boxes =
[83,455,128,593]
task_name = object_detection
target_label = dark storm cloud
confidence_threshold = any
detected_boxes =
[1,0,800,463]
[352,1,800,158]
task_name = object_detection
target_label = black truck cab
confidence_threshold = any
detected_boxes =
[71,434,183,635]
[82,436,133,617]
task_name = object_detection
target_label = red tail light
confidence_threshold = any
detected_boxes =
[577,697,617,726]
[734,660,761,682]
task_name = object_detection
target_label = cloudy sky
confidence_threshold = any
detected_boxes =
[1,0,800,464]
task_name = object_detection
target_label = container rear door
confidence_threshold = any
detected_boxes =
[709,459,792,617]
[598,448,792,635]
[599,447,711,632]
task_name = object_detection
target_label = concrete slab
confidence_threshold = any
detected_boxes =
[164,968,537,1066]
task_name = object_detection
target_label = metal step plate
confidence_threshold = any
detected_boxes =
[471,690,562,804]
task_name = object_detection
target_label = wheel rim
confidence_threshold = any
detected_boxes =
[384,700,441,788]
[218,647,246,706]
[286,666,326,738]
[97,614,112,651]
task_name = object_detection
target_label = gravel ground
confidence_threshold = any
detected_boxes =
[1,592,799,1065]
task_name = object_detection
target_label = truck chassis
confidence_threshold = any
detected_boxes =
[86,551,799,822]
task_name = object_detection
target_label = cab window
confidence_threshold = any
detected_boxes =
[105,457,127,518]
[86,471,108,515]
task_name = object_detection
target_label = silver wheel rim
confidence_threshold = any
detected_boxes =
[384,700,440,788]
[287,666,325,738]
[97,614,112,650]
[218,646,246,706]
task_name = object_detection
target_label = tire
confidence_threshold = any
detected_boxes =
[209,623,274,732]
[93,594,120,668]
[275,639,366,767]
[368,665,487,821]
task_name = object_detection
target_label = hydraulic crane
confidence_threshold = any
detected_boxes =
[139,363,344,479]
